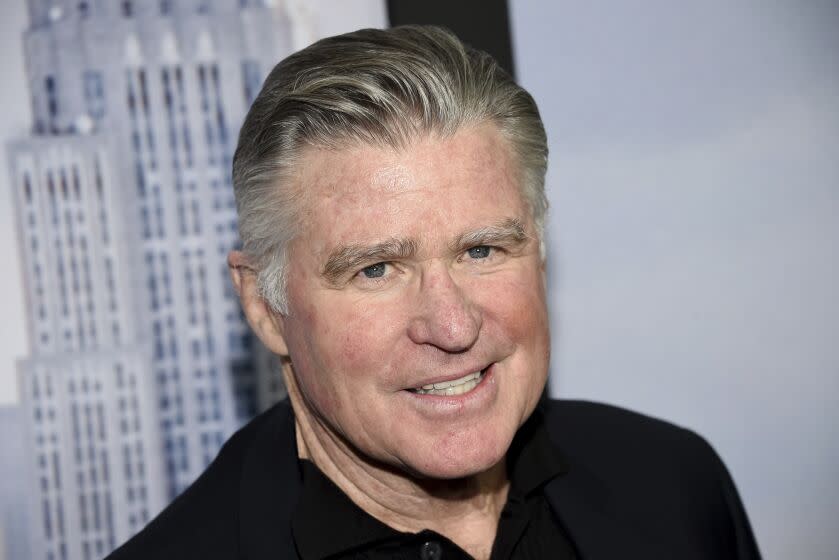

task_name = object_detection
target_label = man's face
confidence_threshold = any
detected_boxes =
[279,123,550,479]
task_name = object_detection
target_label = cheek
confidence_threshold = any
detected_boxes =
[284,300,346,415]
[300,296,405,390]
[484,271,548,333]
[479,270,550,389]
[334,305,402,380]
[338,328,367,367]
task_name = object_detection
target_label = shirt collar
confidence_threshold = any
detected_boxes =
[292,460,403,559]
[507,405,569,496]
[290,404,568,559]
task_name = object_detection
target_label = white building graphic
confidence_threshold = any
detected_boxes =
[8,1,293,558]
[10,134,166,560]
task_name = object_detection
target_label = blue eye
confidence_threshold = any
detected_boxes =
[467,246,492,259]
[361,263,386,278]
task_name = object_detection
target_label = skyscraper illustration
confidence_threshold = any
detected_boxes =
[8,1,294,558]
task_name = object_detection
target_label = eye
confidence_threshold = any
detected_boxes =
[467,246,492,259]
[360,262,387,279]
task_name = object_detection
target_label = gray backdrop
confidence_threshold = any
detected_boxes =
[510,1,838,558]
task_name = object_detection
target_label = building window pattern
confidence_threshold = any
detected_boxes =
[147,240,190,490]
[82,70,105,120]
[161,429,188,497]
[175,181,202,237]
[15,142,130,354]
[31,370,69,560]
[45,75,59,131]
[196,62,247,353]
[25,357,161,560]
[163,65,200,243]
[199,426,224,466]
[38,159,102,353]
[11,131,172,555]
[20,170,51,337]
[161,65,192,171]
[183,246,224,437]
[11,5,296,552]
[88,154,125,347]
[181,249,211,332]
[241,59,261,106]
[68,375,115,558]
[143,252,173,318]
[156,57,242,486]
[127,68,163,247]
[231,357,258,421]
[197,63,229,169]
[114,364,151,535]
[46,172,68,323]
[93,156,110,246]
[144,243,182,464]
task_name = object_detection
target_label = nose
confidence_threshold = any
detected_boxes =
[407,263,482,353]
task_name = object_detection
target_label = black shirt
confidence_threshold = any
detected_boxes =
[291,408,579,559]
[106,400,762,560]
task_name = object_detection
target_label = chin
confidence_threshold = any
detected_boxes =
[406,429,512,481]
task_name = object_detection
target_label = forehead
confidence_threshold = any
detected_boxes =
[293,124,525,241]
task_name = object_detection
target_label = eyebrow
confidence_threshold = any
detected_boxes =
[320,217,530,285]
[321,237,418,284]
[450,218,529,253]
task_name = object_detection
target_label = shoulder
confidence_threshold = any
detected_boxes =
[542,400,761,559]
[544,399,725,494]
[544,398,712,454]
[106,402,297,559]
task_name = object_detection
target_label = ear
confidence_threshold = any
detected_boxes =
[228,250,289,356]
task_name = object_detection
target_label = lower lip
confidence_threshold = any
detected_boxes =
[401,364,497,413]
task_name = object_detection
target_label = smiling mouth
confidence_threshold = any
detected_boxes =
[408,367,488,396]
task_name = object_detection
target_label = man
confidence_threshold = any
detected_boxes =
[109,26,760,559]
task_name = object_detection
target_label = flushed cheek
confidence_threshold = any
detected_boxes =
[486,278,550,389]
[331,306,405,385]
[507,301,549,347]
[337,329,367,366]
[481,275,548,335]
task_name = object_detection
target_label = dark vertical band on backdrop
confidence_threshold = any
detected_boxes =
[386,0,515,78]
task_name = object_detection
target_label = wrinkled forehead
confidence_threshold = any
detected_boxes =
[283,124,534,267]
[293,123,523,205]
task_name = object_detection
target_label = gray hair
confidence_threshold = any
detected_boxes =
[232,25,548,315]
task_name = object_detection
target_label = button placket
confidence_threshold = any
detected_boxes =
[420,540,443,560]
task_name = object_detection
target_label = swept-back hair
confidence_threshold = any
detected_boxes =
[232,25,548,314]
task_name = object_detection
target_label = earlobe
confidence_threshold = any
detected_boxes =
[227,250,290,357]
[261,311,290,357]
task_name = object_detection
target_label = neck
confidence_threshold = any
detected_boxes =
[285,366,509,560]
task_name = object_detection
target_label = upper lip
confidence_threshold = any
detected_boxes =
[405,363,491,389]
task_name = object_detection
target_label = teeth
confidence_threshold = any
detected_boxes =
[413,371,484,396]
[421,371,481,390]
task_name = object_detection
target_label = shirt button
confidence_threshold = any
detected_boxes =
[420,540,443,560]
